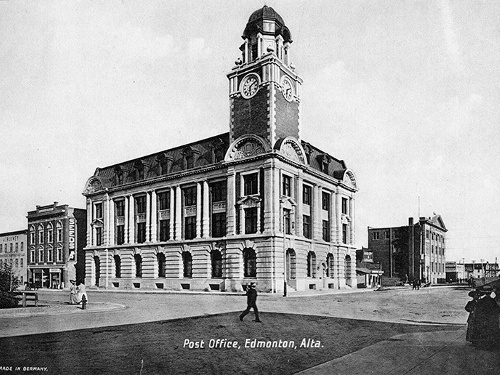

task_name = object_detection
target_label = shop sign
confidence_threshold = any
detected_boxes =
[69,218,76,250]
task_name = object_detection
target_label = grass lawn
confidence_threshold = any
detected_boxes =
[0,312,461,374]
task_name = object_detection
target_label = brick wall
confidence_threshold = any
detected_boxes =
[231,87,270,142]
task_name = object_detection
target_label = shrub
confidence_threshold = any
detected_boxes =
[0,291,19,308]
[0,263,21,309]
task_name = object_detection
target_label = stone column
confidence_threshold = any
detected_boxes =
[272,167,281,234]
[263,166,274,234]
[196,182,202,238]
[314,185,322,240]
[151,190,157,242]
[330,190,336,243]
[129,195,135,244]
[169,187,175,241]
[296,174,303,237]
[226,169,236,236]
[124,196,129,244]
[239,206,245,235]
[202,181,209,238]
[336,189,341,244]
[350,196,355,245]
[86,198,92,247]
[257,202,262,233]
[175,186,182,240]
[108,197,114,246]
[146,191,151,242]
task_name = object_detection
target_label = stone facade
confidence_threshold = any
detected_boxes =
[82,6,358,293]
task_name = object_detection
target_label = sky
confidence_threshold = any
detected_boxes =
[1,0,500,263]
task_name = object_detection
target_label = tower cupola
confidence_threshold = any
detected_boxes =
[240,6,292,65]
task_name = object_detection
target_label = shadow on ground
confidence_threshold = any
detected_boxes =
[0,312,462,375]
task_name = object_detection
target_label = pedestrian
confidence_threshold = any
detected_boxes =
[465,290,479,344]
[69,280,78,305]
[416,279,421,290]
[239,282,261,322]
[76,282,88,304]
[472,285,500,349]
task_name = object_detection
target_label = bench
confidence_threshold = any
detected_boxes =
[19,291,38,307]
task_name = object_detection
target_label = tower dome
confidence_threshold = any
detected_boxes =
[243,5,292,43]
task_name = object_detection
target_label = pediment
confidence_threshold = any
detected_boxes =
[225,135,270,162]
[83,177,104,194]
[275,137,307,165]
[342,169,357,189]
[237,195,262,207]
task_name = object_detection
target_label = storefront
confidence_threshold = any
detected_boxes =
[29,267,65,289]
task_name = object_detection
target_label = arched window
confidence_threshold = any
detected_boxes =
[94,256,100,287]
[211,250,222,278]
[114,255,121,278]
[29,225,35,245]
[183,252,192,278]
[307,251,316,278]
[326,254,334,278]
[134,254,142,278]
[286,249,296,280]
[56,221,63,242]
[243,248,256,277]
[157,253,166,278]
[47,223,53,244]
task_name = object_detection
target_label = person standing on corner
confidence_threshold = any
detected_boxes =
[239,282,261,322]
[69,280,78,305]
[76,282,88,304]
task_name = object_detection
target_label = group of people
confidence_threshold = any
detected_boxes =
[69,280,88,305]
[465,284,500,349]
[411,279,421,290]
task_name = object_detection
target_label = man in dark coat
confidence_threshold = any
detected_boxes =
[472,285,500,349]
[239,282,261,322]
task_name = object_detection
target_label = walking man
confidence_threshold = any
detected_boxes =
[239,282,261,322]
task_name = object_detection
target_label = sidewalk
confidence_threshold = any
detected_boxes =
[0,300,125,319]
[297,328,500,375]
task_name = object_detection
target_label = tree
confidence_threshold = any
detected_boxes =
[0,262,20,308]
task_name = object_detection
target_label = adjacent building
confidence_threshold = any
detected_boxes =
[82,6,358,293]
[27,202,87,288]
[464,261,500,280]
[445,261,466,283]
[0,230,28,285]
[368,215,447,284]
[355,248,383,288]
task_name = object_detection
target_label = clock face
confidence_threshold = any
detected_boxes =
[241,75,259,98]
[282,77,293,101]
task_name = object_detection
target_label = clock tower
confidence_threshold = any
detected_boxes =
[227,6,303,146]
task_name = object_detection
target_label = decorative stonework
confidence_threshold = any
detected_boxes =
[276,137,306,165]
[83,177,104,194]
[342,170,357,189]
[237,196,261,208]
[225,135,270,161]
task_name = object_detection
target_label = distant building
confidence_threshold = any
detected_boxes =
[464,261,499,280]
[368,215,447,284]
[0,230,28,284]
[445,261,466,283]
[81,6,358,293]
[355,248,383,288]
[27,202,87,288]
